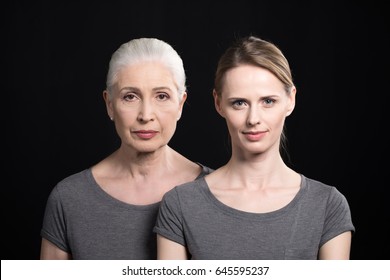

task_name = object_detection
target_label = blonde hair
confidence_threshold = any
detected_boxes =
[214,36,294,97]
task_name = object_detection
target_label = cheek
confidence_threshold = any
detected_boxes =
[158,108,182,129]
[160,105,182,118]
[224,114,245,137]
[159,112,179,141]
[224,111,242,125]
[268,113,287,130]
[160,113,179,126]
[115,108,137,124]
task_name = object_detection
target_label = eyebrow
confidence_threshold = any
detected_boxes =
[153,86,173,92]
[119,86,173,93]
[119,86,138,92]
[227,94,280,100]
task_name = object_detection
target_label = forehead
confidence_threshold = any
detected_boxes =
[223,65,284,96]
[116,61,176,88]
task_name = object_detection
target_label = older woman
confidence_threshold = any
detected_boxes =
[40,38,212,260]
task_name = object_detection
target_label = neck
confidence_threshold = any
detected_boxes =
[114,144,177,178]
[221,150,293,189]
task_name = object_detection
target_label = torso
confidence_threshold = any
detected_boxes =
[154,174,355,260]
[41,162,213,259]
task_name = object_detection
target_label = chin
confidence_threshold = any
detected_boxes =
[134,142,168,153]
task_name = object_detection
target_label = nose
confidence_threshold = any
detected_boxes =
[137,101,155,122]
[247,106,261,126]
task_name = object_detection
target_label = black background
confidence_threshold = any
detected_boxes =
[3,0,388,260]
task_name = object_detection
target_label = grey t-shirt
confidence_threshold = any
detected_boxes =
[154,174,355,259]
[41,164,213,259]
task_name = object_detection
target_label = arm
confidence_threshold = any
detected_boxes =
[318,231,352,260]
[157,235,188,260]
[40,238,71,260]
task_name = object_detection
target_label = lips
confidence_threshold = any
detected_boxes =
[133,130,158,139]
[243,131,266,141]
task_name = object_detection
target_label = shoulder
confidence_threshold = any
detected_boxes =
[303,175,335,193]
[163,177,206,201]
[59,168,91,184]
[50,168,92,198]
[56,168,91,188]
[302,175,349,205]
[159,178,209,216]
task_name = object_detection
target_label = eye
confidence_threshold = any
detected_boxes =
[123,93,138,102]
[156,92,169,101]
[262,98,276,107]
[231,99,247,109]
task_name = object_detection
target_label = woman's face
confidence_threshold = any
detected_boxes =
[214,64,295,156]
[106,61,186,153]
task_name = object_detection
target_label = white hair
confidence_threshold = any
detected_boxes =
[106,38,186,99]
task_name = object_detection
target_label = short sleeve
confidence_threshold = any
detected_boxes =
[40,186,70,252]
[320,187,355,246]
[153,188,186,246]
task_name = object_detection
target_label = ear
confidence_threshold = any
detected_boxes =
[177,92,187,120]
[103,90,114,121]
[213,89,225,118]
[285,86,296,117]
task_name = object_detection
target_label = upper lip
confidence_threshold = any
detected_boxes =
[133,130,158,133]
[242,131,263,134]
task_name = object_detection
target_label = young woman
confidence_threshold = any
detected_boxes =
[154,36,355,260]
[40,38,212,259]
